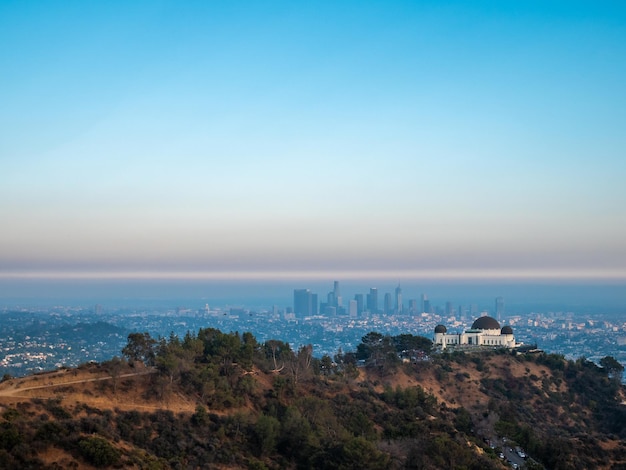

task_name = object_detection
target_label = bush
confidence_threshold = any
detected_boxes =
[78,436,121,467]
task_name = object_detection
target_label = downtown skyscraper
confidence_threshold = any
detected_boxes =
[293,289,318,318]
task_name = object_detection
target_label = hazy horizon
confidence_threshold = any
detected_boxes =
[2,1,625,283]
[2,278,625,315]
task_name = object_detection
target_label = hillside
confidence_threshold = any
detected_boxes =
[0,329,625,469]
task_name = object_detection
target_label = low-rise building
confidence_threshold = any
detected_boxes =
[434,316,518,350]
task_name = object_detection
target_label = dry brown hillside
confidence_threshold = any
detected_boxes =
[0,346,625,469]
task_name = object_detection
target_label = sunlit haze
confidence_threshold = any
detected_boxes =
[2,1,625,282]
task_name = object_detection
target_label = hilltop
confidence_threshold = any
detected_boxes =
[0,328,625,469]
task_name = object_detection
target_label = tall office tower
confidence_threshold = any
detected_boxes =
[384,293,393,314]
[470,303,478,317]
[423,299,431,314]
[395,284,403,314]
[495,296,505,320]
[420,294,427,313]
[294,289,316,317]
[354,294,364,316]
[293,289,308,317]
[333,281,342,307]
[446,301,454,316]
[408,299,417,314]
[348,299,357,318]
[367,287,379,313]
[327,291,336,307]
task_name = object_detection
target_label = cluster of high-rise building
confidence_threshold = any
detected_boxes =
[292,282,507,321]
[293,282,442,319]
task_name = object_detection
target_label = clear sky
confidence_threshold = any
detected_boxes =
[1,0,625,282]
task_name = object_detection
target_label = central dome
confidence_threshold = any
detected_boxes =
[471,316,501,330]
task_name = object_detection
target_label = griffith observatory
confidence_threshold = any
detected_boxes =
[433,316,519,350]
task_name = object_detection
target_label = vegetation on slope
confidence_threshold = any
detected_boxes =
[0,327,625,469]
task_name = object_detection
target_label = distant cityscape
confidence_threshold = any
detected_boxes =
[1,281,626,379]
[291,281,506,320]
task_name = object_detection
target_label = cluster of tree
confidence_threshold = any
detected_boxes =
[479,351,626,469]
[352,332,432,376]
[2,327,625,469]
[0,379,499,469]
[119,329,434,410]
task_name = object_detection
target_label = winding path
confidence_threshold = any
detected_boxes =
[0,369,156,398]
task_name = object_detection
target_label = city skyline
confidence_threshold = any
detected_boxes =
[2,1,626,282]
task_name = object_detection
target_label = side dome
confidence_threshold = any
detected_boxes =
[434,325,447,333]
[501,326,513,335]
[471,316,501,330]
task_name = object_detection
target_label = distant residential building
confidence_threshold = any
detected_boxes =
[230,308,247,319]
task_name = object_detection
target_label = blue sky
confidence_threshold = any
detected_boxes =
[1,0,625,281]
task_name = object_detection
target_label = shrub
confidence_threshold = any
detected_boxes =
[78,436,121,467]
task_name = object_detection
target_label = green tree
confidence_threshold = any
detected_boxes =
[105,356,124,393]
[356,332,384,360]
[600,356,624,382]
[254,414,281,456]
[0,422,21,451]
[265,339,291,373]
[279,406,314,459]
[341,436,390,469]
[320,355,334,376]
[288,344,314,384]
[355,332,400,375]
[392,333,433,355]
[454,407,473,434]
[78,436,121,467]
[122,332,156,366]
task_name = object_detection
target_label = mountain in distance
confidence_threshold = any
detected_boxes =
[0,327,625,469]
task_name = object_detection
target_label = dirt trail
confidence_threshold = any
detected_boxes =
[0,369,201,413]
[0,370,155,398]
